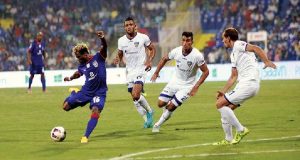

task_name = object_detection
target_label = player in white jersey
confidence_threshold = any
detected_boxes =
[114,17,156,128]
[150,32,209,132]
[214,28,277,145]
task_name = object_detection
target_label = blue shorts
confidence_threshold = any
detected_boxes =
[65,91,106,111]
[30,65,44,74]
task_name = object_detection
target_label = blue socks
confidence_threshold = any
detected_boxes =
[84,113,99,138]
[41,76,46,91]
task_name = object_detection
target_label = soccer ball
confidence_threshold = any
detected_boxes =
[50,126,66,142]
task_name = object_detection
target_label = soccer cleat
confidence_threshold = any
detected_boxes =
[144,111,154,128]
[27,88,32,94]
[212,139,232,146]
[69,87,80,93]
[152,125,160,133]
[81,136,88,143]
[231,127,250,144]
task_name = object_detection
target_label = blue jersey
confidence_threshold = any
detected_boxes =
[78,52,107,95]
[28,40,46,66]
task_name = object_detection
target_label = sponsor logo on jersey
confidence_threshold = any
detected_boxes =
[93,61,98,67]
[187,61,192,67]
[134,42,139,47]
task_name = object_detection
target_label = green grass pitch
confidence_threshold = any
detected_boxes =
[0,80,299,160]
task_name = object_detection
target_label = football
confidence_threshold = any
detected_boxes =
[50,126,66,142]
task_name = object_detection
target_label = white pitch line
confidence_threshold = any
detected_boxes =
[105,134,300,160]
[134,149,300,160]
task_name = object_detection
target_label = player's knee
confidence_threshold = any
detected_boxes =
[216,101,223,109]
[157,100,167,108]
[166,103,176,112]
[91,109,100,119]
[132,94,140,101]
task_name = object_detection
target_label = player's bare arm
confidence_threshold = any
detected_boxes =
[64,71,81,81]
[189,63,209,96]
[150,54,169,82]
[217,67,238,99]
[113,50,123,65]
[144,43,156,71]
[96,31,107,59]
[246,44,277,69]
[27,50,32,65]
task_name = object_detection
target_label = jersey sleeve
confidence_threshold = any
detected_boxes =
[28,42,34,52]
[235,41,247,52]
[168,48,177,60]
[77,67,83,76]
[196,52,205,66]
[95,51,105,62]
[143,34,151,47]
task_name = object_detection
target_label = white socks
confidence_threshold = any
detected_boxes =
[218,107,244,133]
[139,95,153,113]
[221,117,233,141]
[134,100,147,122]
[155,109,172,127]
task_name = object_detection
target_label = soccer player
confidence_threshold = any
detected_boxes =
[114,17,156,128]
[213,28,277,145]
[63,31,107,143]
[150,31,209,133]
[27,32,47,93]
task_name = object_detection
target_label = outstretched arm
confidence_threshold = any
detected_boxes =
[144,43,156,71]
[64,71,81,81]
[246,44,277,69]
[96,31,107,59]
[189,63,209,96]
[150,54,169,82]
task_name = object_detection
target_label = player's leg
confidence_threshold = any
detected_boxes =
[128,82,147,125]
[40,72,46,92]
[153,88,188,132]
[82,95,106,143]
[36,66,46,92]
[63,91,88,111]
[28,65,34,93]
[215,82,258,145]
[132,82,153,113]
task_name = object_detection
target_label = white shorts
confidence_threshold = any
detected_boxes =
[126,72,146,89]
[159,83,193,107]
[225,80,260,106]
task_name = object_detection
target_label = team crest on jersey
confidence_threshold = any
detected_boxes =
[86,63,90,68]
[134,42,139,47]
[93,61,98,67]
[187,61,192,67]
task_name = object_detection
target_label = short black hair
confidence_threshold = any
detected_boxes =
[182,31,193,40]
[125,17,135,23]
[223,28,239,41]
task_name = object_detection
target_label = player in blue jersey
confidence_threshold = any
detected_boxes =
[63,31,107,143]
[27,32,47,93]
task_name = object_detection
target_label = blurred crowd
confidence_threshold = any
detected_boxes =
[0,0,299,71]
[0,0,171,71]
[198,0,300,64]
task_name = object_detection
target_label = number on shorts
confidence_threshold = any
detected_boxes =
[93,96,100,103]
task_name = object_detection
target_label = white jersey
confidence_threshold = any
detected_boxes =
[168,46,205,85]
[231,40,260,82]
[118,32,151,77]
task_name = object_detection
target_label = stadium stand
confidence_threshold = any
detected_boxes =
[0,0,299,71]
